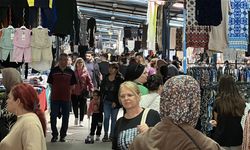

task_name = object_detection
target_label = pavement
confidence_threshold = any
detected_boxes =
[45,105,124,150]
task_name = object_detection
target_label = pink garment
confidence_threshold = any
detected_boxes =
[147,66,156,76]
[88,98,101,115]
[12,28,32,62]
[72,68,94,95]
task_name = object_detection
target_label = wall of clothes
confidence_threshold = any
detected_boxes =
[188,65,250,136]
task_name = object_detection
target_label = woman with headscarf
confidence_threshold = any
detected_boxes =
[130,75,222,150]
[0,68,22,141]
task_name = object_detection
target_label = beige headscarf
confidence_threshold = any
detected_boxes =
[160,75,201,127]
[2,68,22,93]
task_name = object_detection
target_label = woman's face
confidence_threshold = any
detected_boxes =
[76,60,84,69]
[108,67,118,75]
[6,91,19,114]
[119,87,140,110]
[136,68,148,84]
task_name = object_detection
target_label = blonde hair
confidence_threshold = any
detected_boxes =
[74,57,86,70]
[119,81,141,102]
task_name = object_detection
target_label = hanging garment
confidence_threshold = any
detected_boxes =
[12,28,32,63]
[141,24,148,49]
[27,0,52,8]
[208,0,230,52]
[175,28,183,51]
[87,17,96,48]
[170,28,176,50]
[0,28,14,61]
[186,0,209,49]
[195,0,222,26]
[30,28,53,71]
[0,0,10,26]
[54,0,76,36]
[147,1,158,50]
[186,0,198,26]
[79,15,88,46]
[30,28,52,62]
[186,26,209,49]
[156,5,163,51]
[11,0,29,28]
[228,0,249,51]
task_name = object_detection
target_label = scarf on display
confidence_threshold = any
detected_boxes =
[228,0,249,51]
[160,75,201,127]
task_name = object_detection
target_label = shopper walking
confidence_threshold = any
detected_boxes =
[72,57,94,126]
[87,90,103,142]
[101,62,124,142]
[47,53,77,142]
[0,83,46,150]
[112,81,160,150]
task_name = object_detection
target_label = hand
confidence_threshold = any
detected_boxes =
[112,102,116,108]
[209,120,217,127]
[137,123,149,134]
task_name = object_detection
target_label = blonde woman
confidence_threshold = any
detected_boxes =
[112,81,160,150]
[72,58,94,126]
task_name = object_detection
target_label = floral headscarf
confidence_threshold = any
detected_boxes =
[160,75,200,127]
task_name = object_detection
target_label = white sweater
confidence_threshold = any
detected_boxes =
[140,93,160,113]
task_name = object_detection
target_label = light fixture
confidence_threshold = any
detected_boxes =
[173,2,184,8]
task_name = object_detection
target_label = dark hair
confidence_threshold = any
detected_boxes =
[93,90,101,96]
[86,51,94,56]
[216,75,245,117]
[60,53,68,58]
[109,62,119,70]
[11,83,47,136]
[145,74,163,91]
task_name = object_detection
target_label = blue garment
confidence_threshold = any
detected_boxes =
[50,101,70,138]
[228,0,249,51]
[103,100,119,138]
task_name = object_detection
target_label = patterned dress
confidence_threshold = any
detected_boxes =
[228,0,249,51]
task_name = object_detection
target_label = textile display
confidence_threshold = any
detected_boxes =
[156,5,163,51]
[147,1,158,50]
[175,28,183,51]
[208,0,230,52]
[195,0,222,26]
[186,0,209,49]
[228,0,249,51]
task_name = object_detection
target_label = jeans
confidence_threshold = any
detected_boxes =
[103,100,119,138]
[71,94,87,121]
[90,113,103,136]
[50,101,70,138]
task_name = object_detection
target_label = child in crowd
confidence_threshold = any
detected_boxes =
[87,90,103,142]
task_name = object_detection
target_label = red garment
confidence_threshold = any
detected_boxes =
[88,99,100,115]
[72,69,94,95]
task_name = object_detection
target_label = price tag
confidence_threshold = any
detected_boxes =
[10,33,14,40]
[21,33,26,41]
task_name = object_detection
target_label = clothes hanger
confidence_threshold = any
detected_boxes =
[7,24,14,29]
[20,25,27,30]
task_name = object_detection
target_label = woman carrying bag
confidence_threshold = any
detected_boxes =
[72,58,94,127]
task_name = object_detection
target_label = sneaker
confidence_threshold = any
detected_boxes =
[109,136,113,141]
[74,118,78,126]
[59,137,66,142]
[96,135,100,141]
[102,134,110,142]
[79,121,84,127]
[51,136,58,143]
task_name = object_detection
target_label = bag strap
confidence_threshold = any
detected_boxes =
[140,108,150,125]
[177,125,201,150]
